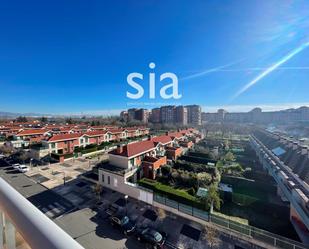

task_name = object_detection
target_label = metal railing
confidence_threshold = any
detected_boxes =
[154,193,308,249]
[0,177,85,249]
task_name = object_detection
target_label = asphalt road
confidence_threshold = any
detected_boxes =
[0,159,75,218]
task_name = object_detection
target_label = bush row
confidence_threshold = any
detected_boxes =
[138,178,206,210]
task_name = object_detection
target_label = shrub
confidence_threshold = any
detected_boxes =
[138,178,205,209]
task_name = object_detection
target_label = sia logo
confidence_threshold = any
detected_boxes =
[126,62,182,100]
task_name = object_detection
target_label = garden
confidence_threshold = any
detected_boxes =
[138,137,301,240]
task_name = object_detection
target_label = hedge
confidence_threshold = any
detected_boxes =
[189,151,211,159]
[74,142,112,154]
[179,155,217,165]
[51,153,73,160]
[138,178,205,210]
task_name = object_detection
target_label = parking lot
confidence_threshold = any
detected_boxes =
[23,154,108,189]
[53,179,235,249]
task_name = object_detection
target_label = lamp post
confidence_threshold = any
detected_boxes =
[124,195,128,215]
[63,171,66,186]
[30,158,33,170]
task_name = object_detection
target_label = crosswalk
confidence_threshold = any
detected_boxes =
[40,202,69,218]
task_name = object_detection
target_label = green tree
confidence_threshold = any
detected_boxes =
[65,117,73,124]
[203,184,222,213]
[224,151,235,161]
[40,116,47,122]
[16,116,28,122]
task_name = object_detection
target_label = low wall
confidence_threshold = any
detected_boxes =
[98,169,153,204]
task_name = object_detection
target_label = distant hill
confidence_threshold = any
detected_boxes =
[0,111,49,118]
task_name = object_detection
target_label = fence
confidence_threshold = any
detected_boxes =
[154,193,308,249]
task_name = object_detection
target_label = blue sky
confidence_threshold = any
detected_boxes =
[0,0,308,115]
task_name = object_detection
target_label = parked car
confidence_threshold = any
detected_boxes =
[109,214,136,235]
[13,163,21,169]
[17,165,29,173]
[136,227,167,249]
[0,154,5,159]
[105,203,119,216]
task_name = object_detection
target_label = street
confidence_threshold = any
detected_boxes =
[0,158,254,249]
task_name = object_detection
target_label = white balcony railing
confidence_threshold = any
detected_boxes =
[0,177,85,249]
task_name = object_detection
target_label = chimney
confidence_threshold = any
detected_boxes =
[165,131,169,136]
[116,144,123,154]
[148,135,154,140]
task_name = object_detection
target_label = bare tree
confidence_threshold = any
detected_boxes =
[156,208,167,229]
[0,144,14,155]
[203,225,221,249]
[93,183,103,203]
[19,152,29,164]
[157,208,167,221]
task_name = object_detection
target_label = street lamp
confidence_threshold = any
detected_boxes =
[124,195,128,215]
[63,171,66,186]
[30,158,33,170]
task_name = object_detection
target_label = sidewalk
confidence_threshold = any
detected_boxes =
[25,157,98,188]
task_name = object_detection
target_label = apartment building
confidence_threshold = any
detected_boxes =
[175,106,188,125]
[150,108,160,123]
[135,109,149,123]
[160,105,176,123]
[203,106,309,124]
[186,105,202,126]
[126,108,149,123]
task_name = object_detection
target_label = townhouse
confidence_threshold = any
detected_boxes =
[98,128,201,190]
[40,126,150,156]
[15,129,52,141]
[44,133,83,155]
[99,139,167,188]
[84,130,109,145]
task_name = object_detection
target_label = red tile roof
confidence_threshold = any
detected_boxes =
[110,140,157,157]
[47,133,83,142]
[85,130,107,137]
[168,132,184,139]
[151,135,173,145]
[17,129,50,136]
[108,129,124,134]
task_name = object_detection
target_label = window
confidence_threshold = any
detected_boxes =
[80,139,84,144]
[51,143,55,149]
[107,176,110,185]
